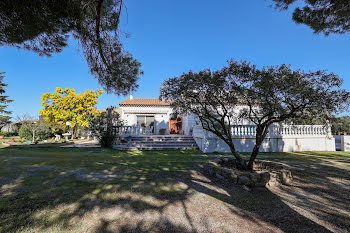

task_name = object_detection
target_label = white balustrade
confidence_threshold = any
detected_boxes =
[231,125,257,137]
[117,126,154,136]
[229,124,330,137]
[271,125,328,137]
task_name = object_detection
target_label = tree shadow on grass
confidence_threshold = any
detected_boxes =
[185,161,350,233]
[0,149,349,232]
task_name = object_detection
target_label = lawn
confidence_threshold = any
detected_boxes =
[0,147,349,233]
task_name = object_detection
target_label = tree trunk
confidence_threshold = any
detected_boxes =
[247,143,261,171]
[228,143,247,170]
[247,126,269,171]
[32,130,35,143]
[71,125,76,140]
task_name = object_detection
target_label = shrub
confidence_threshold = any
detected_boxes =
[0,132,18,137]
[89,106,123,147]
[36,124,52,140]
[159,128,166,135]
[19,123,52,141]
[18,125,32,140]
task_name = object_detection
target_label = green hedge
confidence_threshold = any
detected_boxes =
[0,132,18,137]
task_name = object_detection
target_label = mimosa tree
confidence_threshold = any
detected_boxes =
[39,87,104,139]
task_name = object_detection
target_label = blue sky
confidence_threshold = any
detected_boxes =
[1,0,350,118]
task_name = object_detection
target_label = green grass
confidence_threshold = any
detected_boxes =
[0,146,349,232]
[0,147,209,232]
[209,151,350,163]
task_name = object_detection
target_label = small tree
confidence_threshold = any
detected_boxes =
[16,114,41,142]
[0,72,13,128]
[89,106,123,147]
[18,115,52,142]
[161,60,350,170]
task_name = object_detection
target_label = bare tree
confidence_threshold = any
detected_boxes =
[16,114,40,143]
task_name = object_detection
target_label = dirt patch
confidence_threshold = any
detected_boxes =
[63,169,126,182]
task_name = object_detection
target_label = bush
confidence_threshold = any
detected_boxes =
[0,132,18,137]
[18,126,32,140]
[36,124,52,140]
[159,128,166,135]
[89,106,123,147]
[18,123,52,141]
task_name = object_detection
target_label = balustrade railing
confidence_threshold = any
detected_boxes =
[228,124,330,137]
[117,126,154,136]
[274,125,328,136]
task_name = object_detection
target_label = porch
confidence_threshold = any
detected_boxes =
[117,118,183,136]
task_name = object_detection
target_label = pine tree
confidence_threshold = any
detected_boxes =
[0,72,13,127]
[0,0,142,95]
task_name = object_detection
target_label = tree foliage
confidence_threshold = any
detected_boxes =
[224,60,349,169]
[18,125,33,141]
[160,67,247,168]
[89,106,123,147]
[16,114,52,142]
[271,0,350,35]
[329,116,350,135]
[161,59,350,170]
[39,87,104,138]
[19,123,51,141]
[0,0,142,95]
[0,72,13,128]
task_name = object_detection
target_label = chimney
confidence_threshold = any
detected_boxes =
[129,94,133,100]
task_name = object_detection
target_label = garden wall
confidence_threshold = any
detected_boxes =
[193,125,335,153]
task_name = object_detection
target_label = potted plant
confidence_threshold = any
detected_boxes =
[159,128,166,135]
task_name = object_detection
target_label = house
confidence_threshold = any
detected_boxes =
[118,95,197,136]
[115,95,336,152]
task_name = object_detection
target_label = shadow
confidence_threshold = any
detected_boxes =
[0,146,349,232]
[184,163,349,233]
[95,218,197,233]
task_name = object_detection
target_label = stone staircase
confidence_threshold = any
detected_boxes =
[113,135,199,150]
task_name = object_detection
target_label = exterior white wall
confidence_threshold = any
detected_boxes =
[119,106,173,134]
[181,114,200,136]
[341,135,350,152]
[118,105,256,136]
[193,125,336,153]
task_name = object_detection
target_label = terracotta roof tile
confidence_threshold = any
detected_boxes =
[119,98,171,107]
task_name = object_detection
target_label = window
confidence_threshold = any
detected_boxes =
[137,116,155,127]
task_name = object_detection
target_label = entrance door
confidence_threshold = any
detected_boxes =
[170,117,182,134]
[137,116,155,133]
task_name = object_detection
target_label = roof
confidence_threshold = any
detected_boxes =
[119,98,171,107]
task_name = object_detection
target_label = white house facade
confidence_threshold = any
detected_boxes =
[115,95,336,152]
[117,95,197,136]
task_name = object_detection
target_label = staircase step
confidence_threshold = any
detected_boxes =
[113,145,198,150]
[114,135,198,150]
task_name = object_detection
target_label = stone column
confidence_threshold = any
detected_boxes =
[341,135,350,152]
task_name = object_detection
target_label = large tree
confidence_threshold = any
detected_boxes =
[39,87,104,139]
[271,0,350,35]
[0,72,13,128]
[161,68,246,168]
[223,60,349,169]
[0,0,142,95]
[329,116,350,135]
[160,60,350,170]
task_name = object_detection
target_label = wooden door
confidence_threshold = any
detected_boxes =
[170,117,182,134]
